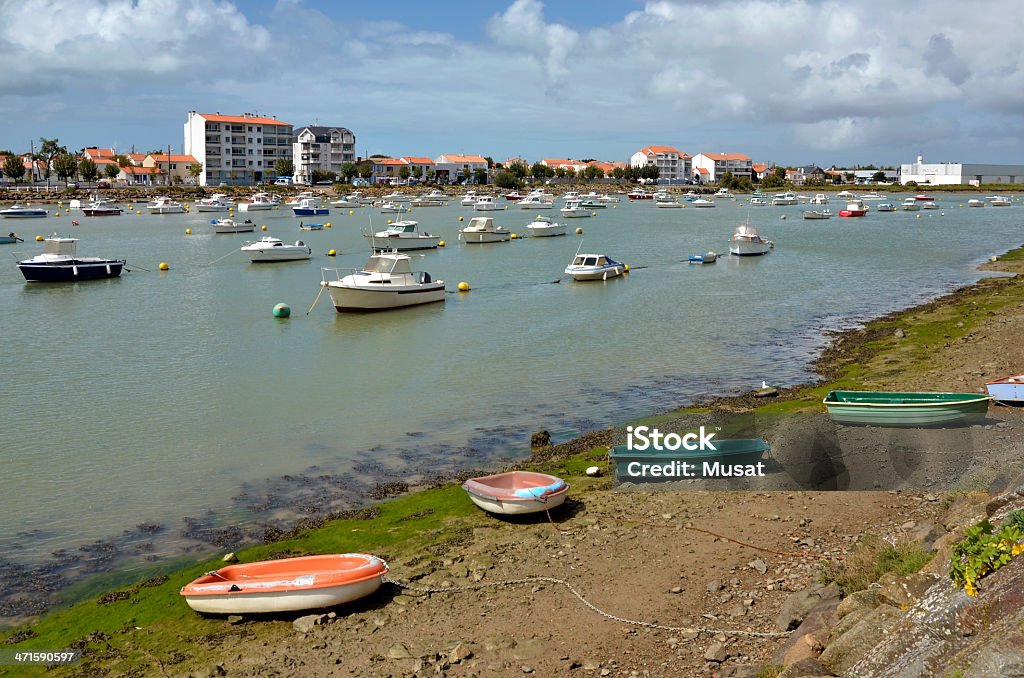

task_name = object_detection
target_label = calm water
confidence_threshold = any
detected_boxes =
[0,192,1021,577]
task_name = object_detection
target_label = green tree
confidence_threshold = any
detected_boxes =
[104,162,121,181]
[844,172,855,182]
[3,155,25,183]
[273,158,294,179]
[38,138,65,181]
[639,164,660,181]
[581,165,604,181]
[872,170,887,183]
[112,154,131,168]
[78,158,98,182]
[493,170,521,190]
[311,169,337,184]
[473,167,488,184]
[359,162,374,180]
[398,166,411,182]
[52,153,78,181]
[426,168,436,183]
[719,170,735,188]
[735,177,754,192]
[188,161,203,184]
[506,160,528,179]
[612,167,626,180]
[411,165,423,180]
[761,172,785,188]
[530,162,547,180]
[340,162,358,183]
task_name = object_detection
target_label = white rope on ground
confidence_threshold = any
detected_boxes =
[382,575,791,640]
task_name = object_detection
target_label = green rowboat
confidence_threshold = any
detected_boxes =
[822,390,992,426]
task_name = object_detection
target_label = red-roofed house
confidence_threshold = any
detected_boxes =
[752,163,770,181]
[184,111,293,186]
[401,156,436,182]
[540,158,587,173]
[127,153,148,166]
[371,157,409,184]
[83,147,116,161]
[629,146,690,182]
[434,154,488,183]
[118,165,162,186]
[143,154,199,184]
[690,153,753,184]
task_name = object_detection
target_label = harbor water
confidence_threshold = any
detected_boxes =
[0,192,1021,598]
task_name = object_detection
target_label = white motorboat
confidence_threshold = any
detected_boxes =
[713,188,736,200]
[238,192,280,212]
[749,197,768,206]
[655,198,682,208]
[561,191,580,201]
[146,197,186,214]
[1,203,48,218]
[285,191,318,206]
[211,218,255,233]
[560,199,592,218]
[458,216,511,243]
[331,196,363,208]
[595,193,620,203]
[195,193,235,212]
[564,252,625,281]
[988,195,1012,207]
[771,191,798,206]
[858,192,887,201]
[901,198,920,211]
[802,209,832,220]
[81,199,122,217]
[380,201,412,214]
[17,234,126,281]
[836,190,856,200]
[292,197,329,216]
[322,251,445,311]
[524,216,566,237]
[410,195,447,207]
[809,194,829,205]
[240,236,312,262]
[473,196,502,211]
[424,189,447,200]
[460,191,479,206]
[729,224,771,256]
[968,199,986,207]
[518,194,554,209]
[382,191,410,202]
[691,198,716,208]
[921,201,939,210]
[876,203,896,212]
[364,220,441,250]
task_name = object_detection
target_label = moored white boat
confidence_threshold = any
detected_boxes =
[211,218,255,233]
[238,192,280,212]
[713,188,736,200]
[146,197,186,214]
[968,199,986,207]
[195,194,235,212]
[809,194,830,205]
[921,201,939,210]
[240,236,312,262]
[364,220,441,250]
[462,471,569,515]
[460,191,479,206]
[560,199,592,218]
[771,191,798,206]
[876,202,896,212]
[518,194,554,209]
[379,201,412,214]
[17,234,125,281]
[524,215,566,237]
[292,197,329,216]
[729,224,771,256]
[81,199,122,216]
[0,203,48,218]
[655,198,682,208]
[458,216,511,243]
[691,198,716,208]
[901,198,920,211]
[988,195,1012,207]
[564,252,625,280]
[838,199,868,217]
[473,196,502,211]
[802,209,832,219]
[323,251,445,311]
[858,192,887,201]
[180,553,388,614]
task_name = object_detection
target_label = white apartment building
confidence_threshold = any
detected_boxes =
[184,111,293,186]
[900,155,1024,185]
[690,153,753,184]
[292,126,356,184]
[629,146,690,181]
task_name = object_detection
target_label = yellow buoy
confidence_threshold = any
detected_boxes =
[159,262,169,271]
[35,234,44,241]
[624,264,630,272]
[575,227,583,234]
[458,216,463,221]
[54,213,60,218]
[613,205,617,208]
[327,249,336,256]
[261,225,267,231]
[349,210,354,215]
[185,228,191,235]
[511,233,518,239]
[137,210,141,215]
[438,240,446,247]
[457,281,471,292]
[387,219,392,224]
[325,222,331,228]
[592,212,597,216]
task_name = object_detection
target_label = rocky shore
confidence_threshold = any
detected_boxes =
[2,247,1023,677]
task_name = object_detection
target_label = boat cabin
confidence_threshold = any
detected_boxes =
[42,236,78,256]
[571,254,612,267]
[363,253,413,275]
[465,217,496,231]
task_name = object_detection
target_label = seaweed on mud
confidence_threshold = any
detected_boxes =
[368,481,409,500]
[3,628,35,644]
[399,508,435,521]
[139,575,168,588]
[97,590,131,605]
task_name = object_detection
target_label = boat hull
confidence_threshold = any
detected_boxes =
[147,207,186,214]
[459,231,510,243]
[18,260,124,282]
[525,226,566,237]
[366,235,440,250]
[565,265,624,280]
[238,204,274,212]
[729,242,770,256]
[214,225,254,233]
[196,205,230,213]
[838,209,867,217]
[462,472,569,515]
[244,249,312,262]
[822,390,992,426]
[82,208,122,216]
[986,376,1024,406]
[181,553,388,615]
[1,211,48,218]
[326,282,446,311]
[293,208,329,216]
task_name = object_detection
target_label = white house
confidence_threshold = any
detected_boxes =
[292,126,356,184]
[900,155,1024,185]
[434,154,488,183]
[629,146,689,182]
[690,153,753,184]
[184,111,293,186]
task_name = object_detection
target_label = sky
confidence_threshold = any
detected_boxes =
[3,0,1024,167]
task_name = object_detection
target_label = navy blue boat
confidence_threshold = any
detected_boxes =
[17,235,125,282]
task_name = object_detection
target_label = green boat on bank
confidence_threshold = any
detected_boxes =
[822,390,992,426]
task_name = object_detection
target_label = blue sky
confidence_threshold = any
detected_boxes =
[3,0,1024,167]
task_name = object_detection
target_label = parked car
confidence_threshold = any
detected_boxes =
[97,181,110,189]
[273,177,292,186]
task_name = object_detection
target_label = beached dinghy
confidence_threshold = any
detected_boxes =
[462,471,569,515]
[180,553,388,614]
[986,374,1024,406]
[822,390,991,426]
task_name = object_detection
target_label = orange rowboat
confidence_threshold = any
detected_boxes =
[180,553,388,614]
[462,471,569,515]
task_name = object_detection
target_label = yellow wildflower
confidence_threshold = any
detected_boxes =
[1012,543,1024,557]
[964,579,978,597]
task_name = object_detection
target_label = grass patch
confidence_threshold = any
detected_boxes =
[754,665,784,678]
[820,534,934,594]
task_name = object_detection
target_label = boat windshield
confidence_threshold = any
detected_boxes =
[364,256,411,274]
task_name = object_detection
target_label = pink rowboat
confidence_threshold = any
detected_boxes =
[180,553,388,614]
[462,471,569,515]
